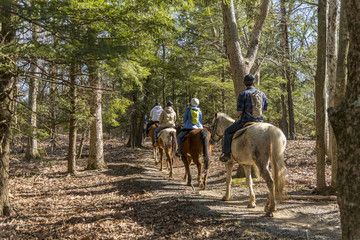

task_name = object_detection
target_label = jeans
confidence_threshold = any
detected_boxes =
[154,126,163,141]
[222,120,245,153]
[146,120,154,134]
[177,129,191,151]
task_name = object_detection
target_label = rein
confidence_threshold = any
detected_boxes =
[210,118,223,143]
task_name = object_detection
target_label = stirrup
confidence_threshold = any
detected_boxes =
[219,153,230,162]
[153,141,158,147]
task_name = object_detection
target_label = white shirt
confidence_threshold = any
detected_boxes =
[150,105,163,121]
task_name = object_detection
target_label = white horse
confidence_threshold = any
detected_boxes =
[210,113,287,217]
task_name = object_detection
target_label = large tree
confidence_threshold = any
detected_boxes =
[329,0,360,238]
[315,0,327,192]
[25,22,40,160]
[0,0,16,216]
[330,0,348,189]
[87,62,105,169]
[222,0,271,96]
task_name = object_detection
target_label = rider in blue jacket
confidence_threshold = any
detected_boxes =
[176,98,203,156]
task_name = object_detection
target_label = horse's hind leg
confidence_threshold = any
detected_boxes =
[153,147,158,165]
[195,157,204,189]
[243,165,256,208]
[222,160,234,201]
[181,156,192,186]
[159,149,164,171]
[258,164,275,217]
[167,149,173,178]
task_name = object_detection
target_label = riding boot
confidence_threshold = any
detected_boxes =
[175,149,182,157]
[219,152,231,162]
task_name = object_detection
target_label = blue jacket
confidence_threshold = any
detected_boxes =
[182,106,203,129]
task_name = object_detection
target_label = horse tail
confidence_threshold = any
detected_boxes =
[269,126,287,201]
[200,129,210,171]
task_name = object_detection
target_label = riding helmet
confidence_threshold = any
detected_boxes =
[167,101,173,107]
[243,74,256,85]
[191,98,199,106]
[154,102,160,106]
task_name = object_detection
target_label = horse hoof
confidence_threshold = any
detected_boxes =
[265,212,274,217]
[222,196,229,201]
[247,203,256,208]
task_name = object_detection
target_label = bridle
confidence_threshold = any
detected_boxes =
[210,118,223,143]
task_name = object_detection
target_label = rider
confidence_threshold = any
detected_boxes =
[176,98,203,157]
[146,102,163,136]
[153,101,177,146]
[219,74,268,162]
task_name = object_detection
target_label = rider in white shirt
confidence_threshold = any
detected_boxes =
[146,102,163,135]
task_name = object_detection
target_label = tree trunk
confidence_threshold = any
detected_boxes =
[25,23,39,160]
[87,63,105,169]
[0,1,15,216]
[77,131,87,160]
[68,63,77,174]
[280,0,295,140]
[327,0,339,189]
[331,0,348,190]
[315,0,328,193]
[50,63,57,154]
[221,67,226,112]
[328,1,360,237]
[281,94,288,138]
[222,0,271,96]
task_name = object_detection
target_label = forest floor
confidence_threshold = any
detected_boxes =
[1,136,341,239]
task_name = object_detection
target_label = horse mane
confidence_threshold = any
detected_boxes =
[217,112,234,122]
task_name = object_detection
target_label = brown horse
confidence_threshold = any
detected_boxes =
[148,122,160,165]
[158,128,177,177]
[179,129,212,189]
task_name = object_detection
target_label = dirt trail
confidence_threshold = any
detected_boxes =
[137,139,341,239]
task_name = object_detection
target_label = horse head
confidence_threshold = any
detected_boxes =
[210,112,234,144]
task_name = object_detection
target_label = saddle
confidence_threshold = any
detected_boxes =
[232,122,258,140]
[158,127,176,139]
[181,129,196,143]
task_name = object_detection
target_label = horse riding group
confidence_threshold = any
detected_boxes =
[145,74,287,217]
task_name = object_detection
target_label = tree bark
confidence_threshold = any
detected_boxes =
[68,62,77,174]
[315,0,327,193]
[331,0,349,190]
[25,23,40,160]
[328,1,360,238]
[0,1,15,216]
[87,63,105,169]
[327,0,339,189]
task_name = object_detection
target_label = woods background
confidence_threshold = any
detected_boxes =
[1,0,359,239]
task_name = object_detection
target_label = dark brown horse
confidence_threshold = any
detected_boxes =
[158,128,177,177]
[179,129,212,189]
[148,122,160,165]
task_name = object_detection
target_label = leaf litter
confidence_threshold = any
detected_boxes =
[1,136,340,239]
